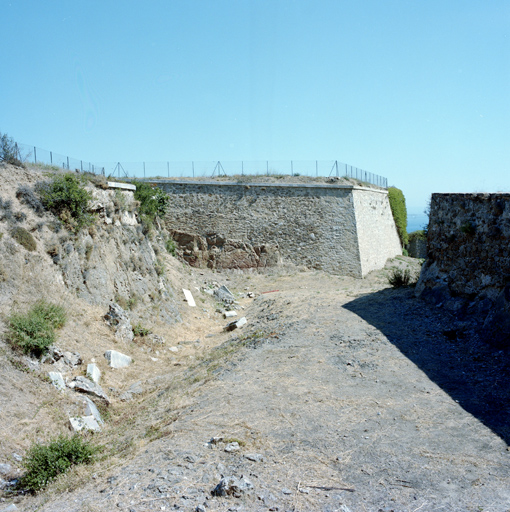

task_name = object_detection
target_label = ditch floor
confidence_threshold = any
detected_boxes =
[11,261,510,512]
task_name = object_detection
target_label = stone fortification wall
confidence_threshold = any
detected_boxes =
[155,180,401,278]
[416,193,510,346]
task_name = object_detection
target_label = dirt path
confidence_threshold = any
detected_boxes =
[19,265,510,512]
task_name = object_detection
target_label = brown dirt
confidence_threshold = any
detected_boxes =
[6,259,509,512]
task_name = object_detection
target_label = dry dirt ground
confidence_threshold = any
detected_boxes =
[6,259,509,512]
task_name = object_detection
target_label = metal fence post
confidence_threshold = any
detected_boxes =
[167,162,169,178]
[50,151,53,164]
[241,161,244,176]
[266,161,269,175]
[316,160,318,177]
[67,156,69,169]
[192,161,195,177]
[143,162,146,178]
[34,147,37,163]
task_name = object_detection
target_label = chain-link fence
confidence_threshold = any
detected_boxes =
[15,142,388,188]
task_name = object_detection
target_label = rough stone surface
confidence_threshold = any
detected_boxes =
[69,415,101,432]
[211,475,254,497]
[70,376,110,403]
[104,303,134,342]
[156,181,401,277]
[104,350,133,368]
[416,193,510,346]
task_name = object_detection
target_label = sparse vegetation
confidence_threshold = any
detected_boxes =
[10,226,36,251]
[165,238,177,256]
[387,267,418,288]
[133,323,152,337]
[7,300,67,357]
[133,180,170,224]
[15,435,98,493]
[16,184,46,215]
[388,186,408,246]
[36,173,94,232]
[0,132,24,167]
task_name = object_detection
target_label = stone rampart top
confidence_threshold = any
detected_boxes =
[142,179,389,194]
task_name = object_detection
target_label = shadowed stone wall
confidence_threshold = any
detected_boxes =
[152,180,401,278]
[416,193,510,346]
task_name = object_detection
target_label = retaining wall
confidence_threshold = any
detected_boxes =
[416,193,510,346]
[152,180,401,278]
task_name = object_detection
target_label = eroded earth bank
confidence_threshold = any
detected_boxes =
[10,267,510,512]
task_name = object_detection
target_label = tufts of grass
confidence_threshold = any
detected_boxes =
[7,300,67,357]
[10,226,36,251]
[165,238,177,256]
[387,268,418,288]
[15,435,99,493]
[133,323,152,337]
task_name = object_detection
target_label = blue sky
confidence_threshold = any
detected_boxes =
[2,0,509,212]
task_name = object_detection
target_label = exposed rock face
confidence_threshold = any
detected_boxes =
[416,193,510,347]
[170,230,280,270]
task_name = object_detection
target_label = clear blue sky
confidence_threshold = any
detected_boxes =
[2,0,509,211]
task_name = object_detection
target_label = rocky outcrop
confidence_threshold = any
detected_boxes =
[416,193,510,347]
[170,230,280,270]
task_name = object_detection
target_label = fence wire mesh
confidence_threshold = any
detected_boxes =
[15,143,388,188]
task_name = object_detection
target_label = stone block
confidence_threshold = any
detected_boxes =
[104,350,132,368]
[182,288,196,307]
[86,363,101,384]
[48,371,65,391]
[82,396,104,425]
[69,415,101,432]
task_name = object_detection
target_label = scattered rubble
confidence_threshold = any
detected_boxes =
[104,303,134,342]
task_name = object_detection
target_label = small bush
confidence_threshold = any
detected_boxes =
[16,185,46,215]
[133,323,152,337]
[388,268,418,288]
[15,435,98,493]
[0,132,24,166]
[11,226,36,251]
[36,174,94,232]
[7,300,67,357]
[165,238,177,256]
[408,230,426,242]
[133,181,170,224]
[388,186,408,246]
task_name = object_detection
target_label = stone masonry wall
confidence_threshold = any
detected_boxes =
[155,181,401,278]
[416,193,510,347]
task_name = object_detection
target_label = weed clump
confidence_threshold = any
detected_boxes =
[15,435,98,493]
[36,173,94,232]
[7,300,67,357]
[11,226,36,251]
[165,238,177,256]
[388,268,418,288]
[133,181,170,224]
[16,185,46,215]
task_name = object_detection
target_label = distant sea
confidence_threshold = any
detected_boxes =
[407,213,428,233]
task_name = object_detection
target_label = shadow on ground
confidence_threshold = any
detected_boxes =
[343,287,510,445]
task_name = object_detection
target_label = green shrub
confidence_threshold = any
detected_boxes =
[388,267,418,288]
[165,238,177,256]
[133,323,152,337]
[36,174,94,232]
[388,186,408,246]
[7,300,67,357]
[15,435,98,493]
[408,230,426,242]
[133,181,170,224]
[11,226,36,251]
[0,132,24,166]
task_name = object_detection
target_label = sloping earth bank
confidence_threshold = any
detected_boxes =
[17,264,510,512]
